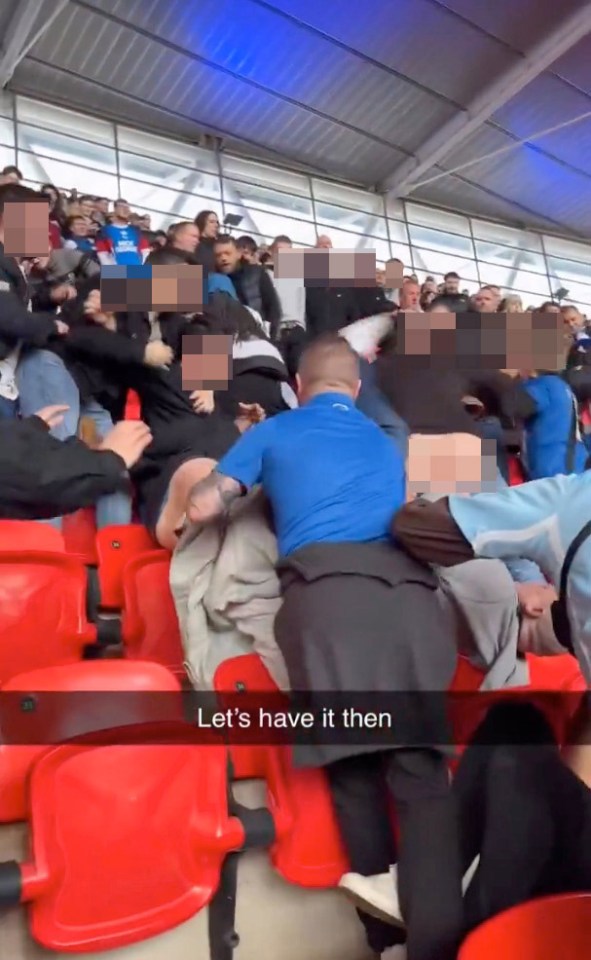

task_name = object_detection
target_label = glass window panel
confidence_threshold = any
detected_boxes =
[17,124,117,174]
[546,256,591,285]
[406,202,470,236]
[0,91,13,118]
[411,247,479,282]
[18,154,118,198]
[385,196,404,219]
[120,152,221,198]
[475,242,547,276]
[222,155,310,198]
[408,224,474,258]
[543,235,591,265]
[352,237,392,261]
[511,290,554,309]
[16,97,114,146]
[0,116,14,147]
[223,202,317,245]
[471,218,542,253]
[224,179,312,219]
[311,179,384,215]
[548,275,591,305]
[0,144,15,168]
[477,263,550,297]
[117,126,217,172]
[388,219,409,243]
[316,202,388,239]
[119,177,219,219]
[390,243,411,267]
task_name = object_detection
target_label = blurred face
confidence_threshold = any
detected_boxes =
[562,306,585,332]
[543,304,562,315]
[202,213,220,239]
[71,217,88,237]
[79,198,94,218]
[473,288,497,312]
[505,298,523,314]
[96,198,109,214]
[239,244,258,264]
[114,201,130,222]
[399,281,420,309]
[316,235,332,249]
[2,170,20,184]
[375,267,386,287]
[173,224,200,253]
[444,275,460,294]
[140,214,151,230]
[215,240,241,273]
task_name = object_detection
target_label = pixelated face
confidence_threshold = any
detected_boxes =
[275,248,383,290]
[181,333,232,390]
[407,434,498,498]
[101,264,204,312]
[3,200,50,257]
[215,241,240,274]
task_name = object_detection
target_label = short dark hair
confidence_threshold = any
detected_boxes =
[0,182,44,216]
[214,233,237,247]
[79,194,94,204]
[114,198,129,206]
[444,271,460,280]
[538,301,561,311]
[66,214,85,230]
[168,220,196,240]
[1,165,22,179]
[236,235,258,254]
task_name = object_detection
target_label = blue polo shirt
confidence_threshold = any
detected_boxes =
[216,392,405,557]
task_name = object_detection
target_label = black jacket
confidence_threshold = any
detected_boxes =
[229,265,282,340]
[0,244,58,361]
[354,286,396,320]
[305,287,360,339]
[0,415,128,520]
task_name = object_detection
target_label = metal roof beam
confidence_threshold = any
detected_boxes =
[0,0,69,89]
[380,4,591,199]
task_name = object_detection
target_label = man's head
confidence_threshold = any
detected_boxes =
[236,235,258,264]
[538,301,562,315]
[296,334,361,404]
[67,215,88,238]
[444,271,460,295]
[472,285,499,312]
[215,234,241,274]
[0,165,22,185]
[78,195,95,219]
[399,279,420,310]
[316,234,332,249]
[95,197,109,215]
[561,304,585,333]
[0,183,49,257]
[270,234,292,262]
[113,199,131,223]
[169,221,200,254]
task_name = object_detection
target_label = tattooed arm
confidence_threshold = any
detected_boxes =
[186,470,243,525]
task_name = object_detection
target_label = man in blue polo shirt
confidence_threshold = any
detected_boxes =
[185,335,463,960]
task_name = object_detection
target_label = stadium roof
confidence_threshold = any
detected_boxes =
[3,0,591,238]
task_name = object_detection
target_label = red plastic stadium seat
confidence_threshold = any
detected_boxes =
[0,520,65,553]
[96,524,156,609]
[459,893,591,960]
[0,551,96,685]
[507,454,525,486]
[0,660,183,823]
[213,654,349,888]
[124,389,142,421]
[12,732,242,951]
[121,550,185,676]
[62,508,98,565]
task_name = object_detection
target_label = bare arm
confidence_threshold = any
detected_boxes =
[186,471,243,525]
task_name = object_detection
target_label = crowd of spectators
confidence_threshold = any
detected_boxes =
[2,159,591,960]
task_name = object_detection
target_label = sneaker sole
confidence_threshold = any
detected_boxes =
[339,885,406,928]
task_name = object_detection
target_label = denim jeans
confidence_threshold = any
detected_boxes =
[357,358,409,459]
[0,395,18,419]
[17,350,132,529]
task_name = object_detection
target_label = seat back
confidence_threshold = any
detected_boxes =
[0,552,96,685]
[213,654,349,888]
[459,893,591,959]
[96,524,156,609]
[62,508,98,564]
[0,660,182,823]
[121,550,185,676]
[0,520,64,552]
[22,732,241,952]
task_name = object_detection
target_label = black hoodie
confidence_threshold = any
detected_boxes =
[0,242,57,361]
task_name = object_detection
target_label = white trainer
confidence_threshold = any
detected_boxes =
[338,865,403,926]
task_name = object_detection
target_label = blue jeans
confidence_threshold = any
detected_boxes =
[357,358,409,459]
[0,395,18,419]
[17,350,132,529]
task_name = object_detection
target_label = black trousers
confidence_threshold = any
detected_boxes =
[326,748,463,960]
[454,701,591,932]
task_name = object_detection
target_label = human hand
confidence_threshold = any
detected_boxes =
[99,421,153,468]
[34,404,69,429]
[144,341,173,368]
[190,389,215,414]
